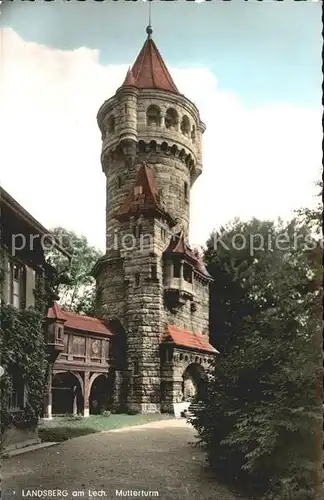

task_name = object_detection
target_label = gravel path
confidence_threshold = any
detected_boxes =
[2,419,245,500]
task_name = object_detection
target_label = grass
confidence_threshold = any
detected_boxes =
[38,413,173,443]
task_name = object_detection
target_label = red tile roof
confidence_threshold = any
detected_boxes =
[123,67,136,86]
[121,35,179,94]
[47,303,112,336]
[48,301,66,321]
[161,325,217,354]
[115,163,173,224]
[195,257,212,279]
[164,233,212,279]
[165,231,198,263]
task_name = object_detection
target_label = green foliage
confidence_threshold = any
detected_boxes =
[0,305,48,434]
[190,213,323,499]
[38,426,98,442]
[45,227,103,316]
[100,410,111,417]
[63,413,83,421]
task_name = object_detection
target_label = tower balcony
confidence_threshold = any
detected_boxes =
[46,320,65,362]
[164,277,195,313]
[164,277,195,299]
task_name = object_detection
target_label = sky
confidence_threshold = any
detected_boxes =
[0,0,322,252]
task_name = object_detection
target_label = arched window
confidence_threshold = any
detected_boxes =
[165,108,178,129]
[184,182,188,200]
[149,140,157,153]
[146,105,161,127]
[179,148,186,161]
[138,140,146,153]
[107,115,115,133]
[191,125,196,143]
[180,116,190,136]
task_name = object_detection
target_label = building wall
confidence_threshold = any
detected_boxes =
[0,248,36,309]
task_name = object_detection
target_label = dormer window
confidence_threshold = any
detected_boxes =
[134,185,143,196]
[135,273,140,287]
[117,176,122,189]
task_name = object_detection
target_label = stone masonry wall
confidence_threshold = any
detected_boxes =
[96,83,208,413]
[121,217,163,413]
[95,257,125,321]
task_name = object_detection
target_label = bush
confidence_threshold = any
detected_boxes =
[190,217,323,499]
[0,306,48,435]
[39,427,98,443]
[100,410,111,417]
[127,409,139,415]
[63,414,83,421]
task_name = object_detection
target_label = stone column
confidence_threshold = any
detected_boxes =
[113,370,123,411]
[180,261,184,279]
[173,379,183,404]
[44,364,53,419]
[67,332,73,361]
[72,386,78,416]
[83,371,90,417]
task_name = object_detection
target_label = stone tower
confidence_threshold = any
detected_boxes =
[93,26,216,414]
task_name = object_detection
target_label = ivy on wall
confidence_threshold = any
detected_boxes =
[0,305,48,435]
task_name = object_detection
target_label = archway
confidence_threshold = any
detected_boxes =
[181,363,206,402]
[89,374,112,414]
[52,371,83,416]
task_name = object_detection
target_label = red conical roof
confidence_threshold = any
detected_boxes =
[165,231,198,263]
[123,67,136,86]
[115,163,158,218]
[121,31,179,94]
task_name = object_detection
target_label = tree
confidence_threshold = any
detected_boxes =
[190,214,322,499]
[45,227,103,316]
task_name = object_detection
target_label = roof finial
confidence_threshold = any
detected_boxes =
[146,0,153,38]
[146,25,153,38]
